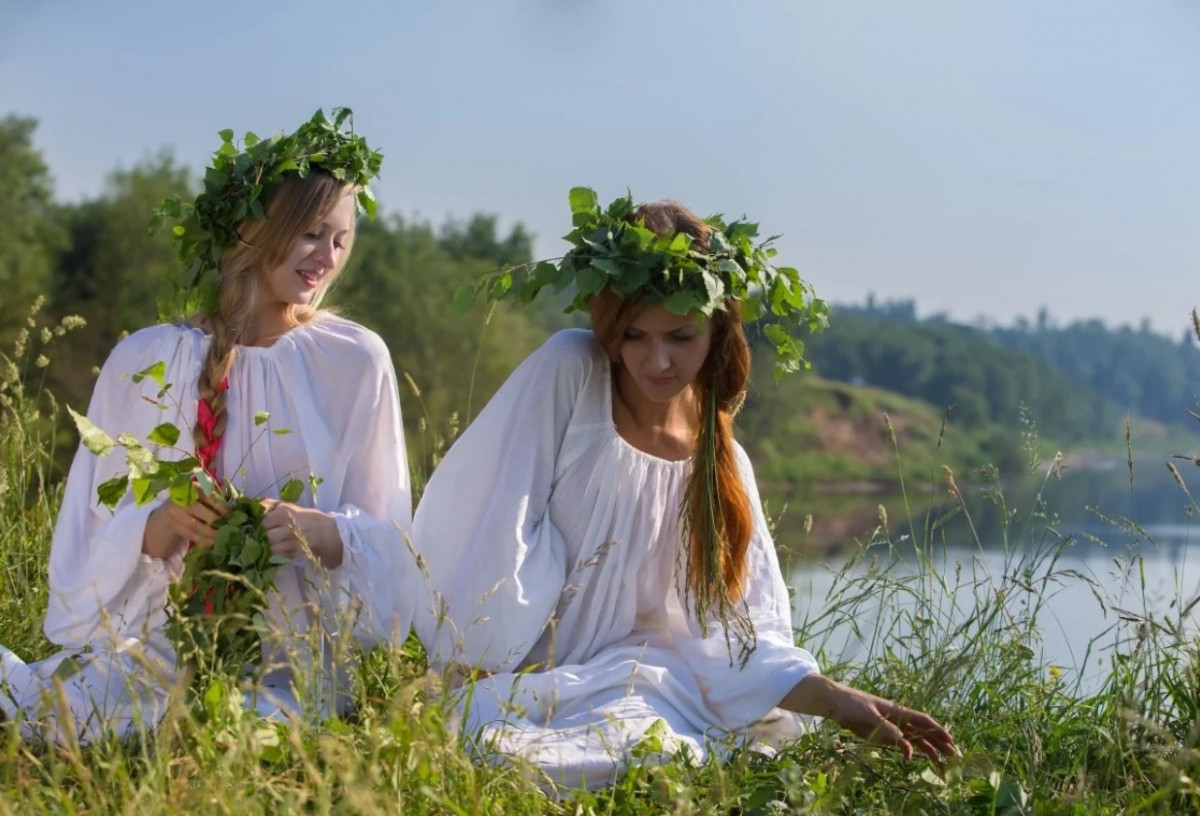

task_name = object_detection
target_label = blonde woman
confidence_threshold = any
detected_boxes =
[0,110,413,743]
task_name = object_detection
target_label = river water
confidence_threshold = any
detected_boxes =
[770,455,1200,689]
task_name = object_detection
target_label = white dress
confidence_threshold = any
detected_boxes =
[412,329,819,791]
[0,315,414,744]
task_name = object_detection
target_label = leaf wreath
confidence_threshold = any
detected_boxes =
[455,186,830,378]
[151,107,384,321]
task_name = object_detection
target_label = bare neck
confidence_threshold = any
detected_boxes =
[612,364,698,461]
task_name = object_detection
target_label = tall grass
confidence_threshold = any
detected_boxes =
[1,306,1198,813]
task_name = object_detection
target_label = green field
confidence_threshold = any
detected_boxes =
[3,317,1200,815]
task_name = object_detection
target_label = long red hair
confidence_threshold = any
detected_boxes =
[588,201,753,608]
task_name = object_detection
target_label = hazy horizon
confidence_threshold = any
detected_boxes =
[3,0,1198,335]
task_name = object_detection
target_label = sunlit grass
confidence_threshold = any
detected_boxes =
[2,304,1199,814]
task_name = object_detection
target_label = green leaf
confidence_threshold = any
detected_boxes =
[170,477,199,507]
[590,257,622,277]
[453,285,475,315]
[193,468,219,497]
[125,445,159,480]
[239,538,264,567]
[148,423,181,447]
[132,476,159,505]
[68,407,115,456]
[131,361,167,387]
[97,475,129,509]
[254,410,270,427]
[574,266,603,298]
[662,290,701,315]
[568,186,599,215]
[279,478,304,503]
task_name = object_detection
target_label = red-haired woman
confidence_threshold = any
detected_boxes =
[412,198,955,791]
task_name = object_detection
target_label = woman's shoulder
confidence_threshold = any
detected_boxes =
[294,313,393,368]
[101,323,192,374]
[529,328,607,373]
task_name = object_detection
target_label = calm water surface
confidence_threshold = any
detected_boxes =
[771,456,1200,688]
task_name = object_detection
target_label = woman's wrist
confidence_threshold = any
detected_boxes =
[779,673,841,717]
[142,503,183,560]
[313,511,344,569]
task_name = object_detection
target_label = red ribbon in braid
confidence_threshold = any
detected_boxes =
[195,377,229,483]
[192,377,229,615]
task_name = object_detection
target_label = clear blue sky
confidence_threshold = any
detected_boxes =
[2,0,1198,333]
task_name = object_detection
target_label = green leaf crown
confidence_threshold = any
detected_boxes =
[456,186,830,375]
[152,107,383,321]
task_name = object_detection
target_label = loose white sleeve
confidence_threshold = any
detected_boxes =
[322,332,415,648]
[674,444,820,730]
[412,332,593,673]
[44,326,190,647]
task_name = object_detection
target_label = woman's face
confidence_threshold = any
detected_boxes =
[261,192,356,309]
[617,305,713,403]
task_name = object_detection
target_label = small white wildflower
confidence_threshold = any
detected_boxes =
[34,354,49,369]
[39,327,53,344]
[60,315,87,330]
[13,328,28,358]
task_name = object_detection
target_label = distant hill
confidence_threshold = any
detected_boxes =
[829,299,1200,433]
[792,306,1119,444]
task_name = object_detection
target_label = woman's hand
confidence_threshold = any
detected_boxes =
[780,674,956,762]
[143,495,228,559]
[260,499,343,569]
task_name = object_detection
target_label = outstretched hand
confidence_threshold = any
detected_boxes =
[825,683,956,762]
[780,674,956,762]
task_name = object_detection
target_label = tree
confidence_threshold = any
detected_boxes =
[0,115,63,342]
[438,213,533,269]
[49,152,191,406]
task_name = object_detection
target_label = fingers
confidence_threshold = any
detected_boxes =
[264,504,303,559]
[164,500,225,546]
[840,694,957,762]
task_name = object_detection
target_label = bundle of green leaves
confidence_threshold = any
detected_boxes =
[70,361,303,678]
[455,186,830,377]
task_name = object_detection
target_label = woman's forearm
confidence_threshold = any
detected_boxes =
[779,673,840,717]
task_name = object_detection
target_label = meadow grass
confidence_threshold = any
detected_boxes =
[2,310,1199,814]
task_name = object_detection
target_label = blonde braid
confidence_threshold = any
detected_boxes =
[191,248,258,472]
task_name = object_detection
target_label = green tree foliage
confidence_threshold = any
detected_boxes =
[801,308,1115,443]
[437,213,533,269]
[840,298,1200,436]
[49,152,191,407]
[992,318,1200,428]
[0,115,64,343]
[332,216,545,474]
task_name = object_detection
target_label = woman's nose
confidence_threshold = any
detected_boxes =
[312,237,337,268]
[650,341,670,371]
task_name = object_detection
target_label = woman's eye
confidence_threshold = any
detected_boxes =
[305,232,321,240]
[671,333,695,342]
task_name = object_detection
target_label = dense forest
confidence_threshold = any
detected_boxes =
[3,114,1195,491]
[828,299,1200,438]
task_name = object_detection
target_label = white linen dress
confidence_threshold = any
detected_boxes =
[412,329,819,791]
[0,315,414,744]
